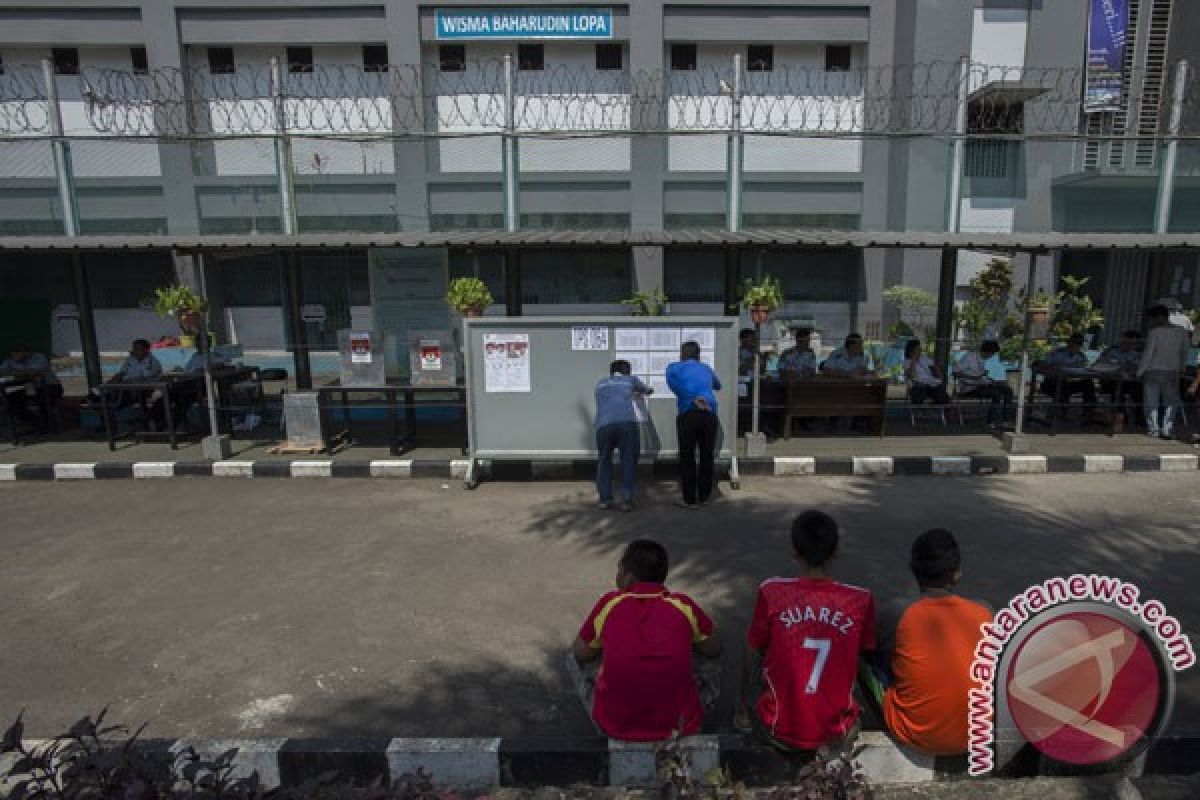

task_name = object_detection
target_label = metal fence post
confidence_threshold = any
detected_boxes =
[270,57,297,236]
[502,53,519,233]
[1154,60,1188,234]
[42,58,80,237]
[946,57,970,234]
[726,53,743,234]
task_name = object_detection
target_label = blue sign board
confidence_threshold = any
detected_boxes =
[435,7,613,40]
[1085,0,1127,112]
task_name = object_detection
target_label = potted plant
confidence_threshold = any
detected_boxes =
[152,285,208,347]
[621,288,668,317]
[740,274,783,324]
[446,277,493,317]
[1023,288,1054,326]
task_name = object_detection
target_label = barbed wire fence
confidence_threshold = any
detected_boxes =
[0,58,1195,142]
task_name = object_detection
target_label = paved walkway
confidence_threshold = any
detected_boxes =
[2,474,1197,742]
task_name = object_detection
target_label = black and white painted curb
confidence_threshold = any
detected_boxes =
[8,732,1195,788]
[0,453,1196,481]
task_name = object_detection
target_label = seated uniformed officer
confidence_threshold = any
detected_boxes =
[569,539,723,741]
[778,327,817,380]
[821,333,870,377]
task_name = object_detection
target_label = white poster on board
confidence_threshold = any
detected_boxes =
[616,352,649,376]
[614,328,647,350]
[646,328,682,351]
[572,326,610,351]
[483,333,531,392]
[680,327,715,351]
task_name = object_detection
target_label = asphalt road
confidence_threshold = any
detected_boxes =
[1,473,1198,740]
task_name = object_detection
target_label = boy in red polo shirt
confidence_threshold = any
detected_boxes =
[571,539,723,741]
[737,511,876,750]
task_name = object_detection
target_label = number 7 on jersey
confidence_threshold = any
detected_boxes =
[803,637,831,694]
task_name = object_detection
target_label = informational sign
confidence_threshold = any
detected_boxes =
[483,333,531,393]
[1085,0,1128,113]
[571,325,610,351]
[370,248,450,377]
[349,333,373,364]
[435,7,613,40]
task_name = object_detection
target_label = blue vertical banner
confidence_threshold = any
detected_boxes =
[1085,0,1128,113]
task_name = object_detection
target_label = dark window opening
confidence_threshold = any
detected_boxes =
[439,44,466,72]
[518,43,544,71]
[363,44,388,72]
[287,46,313,74]
[207,47,235,74]
[52,48,79,76]
[131,47,148,74]
[825,45,851,72]
[671,43,697,71]
[747,44,773,72]
[0,52,6,76]
[595,42,622,70]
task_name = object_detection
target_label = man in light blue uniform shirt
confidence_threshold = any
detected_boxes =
[594,360,651,511]
[666,341,722,508]
[821,333,871,376]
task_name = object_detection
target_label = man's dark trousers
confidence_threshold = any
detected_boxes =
[595,420,640,503]
[677,408,718,505]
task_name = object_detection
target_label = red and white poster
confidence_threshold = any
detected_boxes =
[483,333,531,393]
[349,333,373,364]
[419,340,443,371]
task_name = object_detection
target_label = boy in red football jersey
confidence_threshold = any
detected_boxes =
[736,510,876,749]
[570,539,723,741]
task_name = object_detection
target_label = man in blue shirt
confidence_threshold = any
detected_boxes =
[594,360,652,511]
[666,341,722,508]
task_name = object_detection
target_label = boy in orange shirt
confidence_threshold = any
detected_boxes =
[881,529,991,756]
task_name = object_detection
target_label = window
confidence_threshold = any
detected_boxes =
[747,44,773,72]
[518,43,543,71]
[595,42,622,70]
[362,44,388,73]
[52,48,79,76]
[439,44,465,72]
[824,45,851,72]
[0,52,5,76]
[207,47,235,74]
[287,46,313,74]
[131,47,148,75]
[671,43,697,71]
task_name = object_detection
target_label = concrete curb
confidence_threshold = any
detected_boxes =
[11,732,1195,790]
[0,453,1195,481]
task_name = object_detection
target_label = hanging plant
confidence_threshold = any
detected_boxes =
[151,285,208,338]
[740,275,784,324]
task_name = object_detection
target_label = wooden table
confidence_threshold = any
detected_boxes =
[775,375,889,438]
[316,380,467,455]
[99,374,203,450]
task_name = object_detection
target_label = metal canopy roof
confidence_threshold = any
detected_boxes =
[0,229,1198,252]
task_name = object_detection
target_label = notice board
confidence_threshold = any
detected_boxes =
[463,316,739,468]
[369,247,450,378]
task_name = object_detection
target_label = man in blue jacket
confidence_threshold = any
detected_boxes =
[666,341,722,508]
[594,359,652,511]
